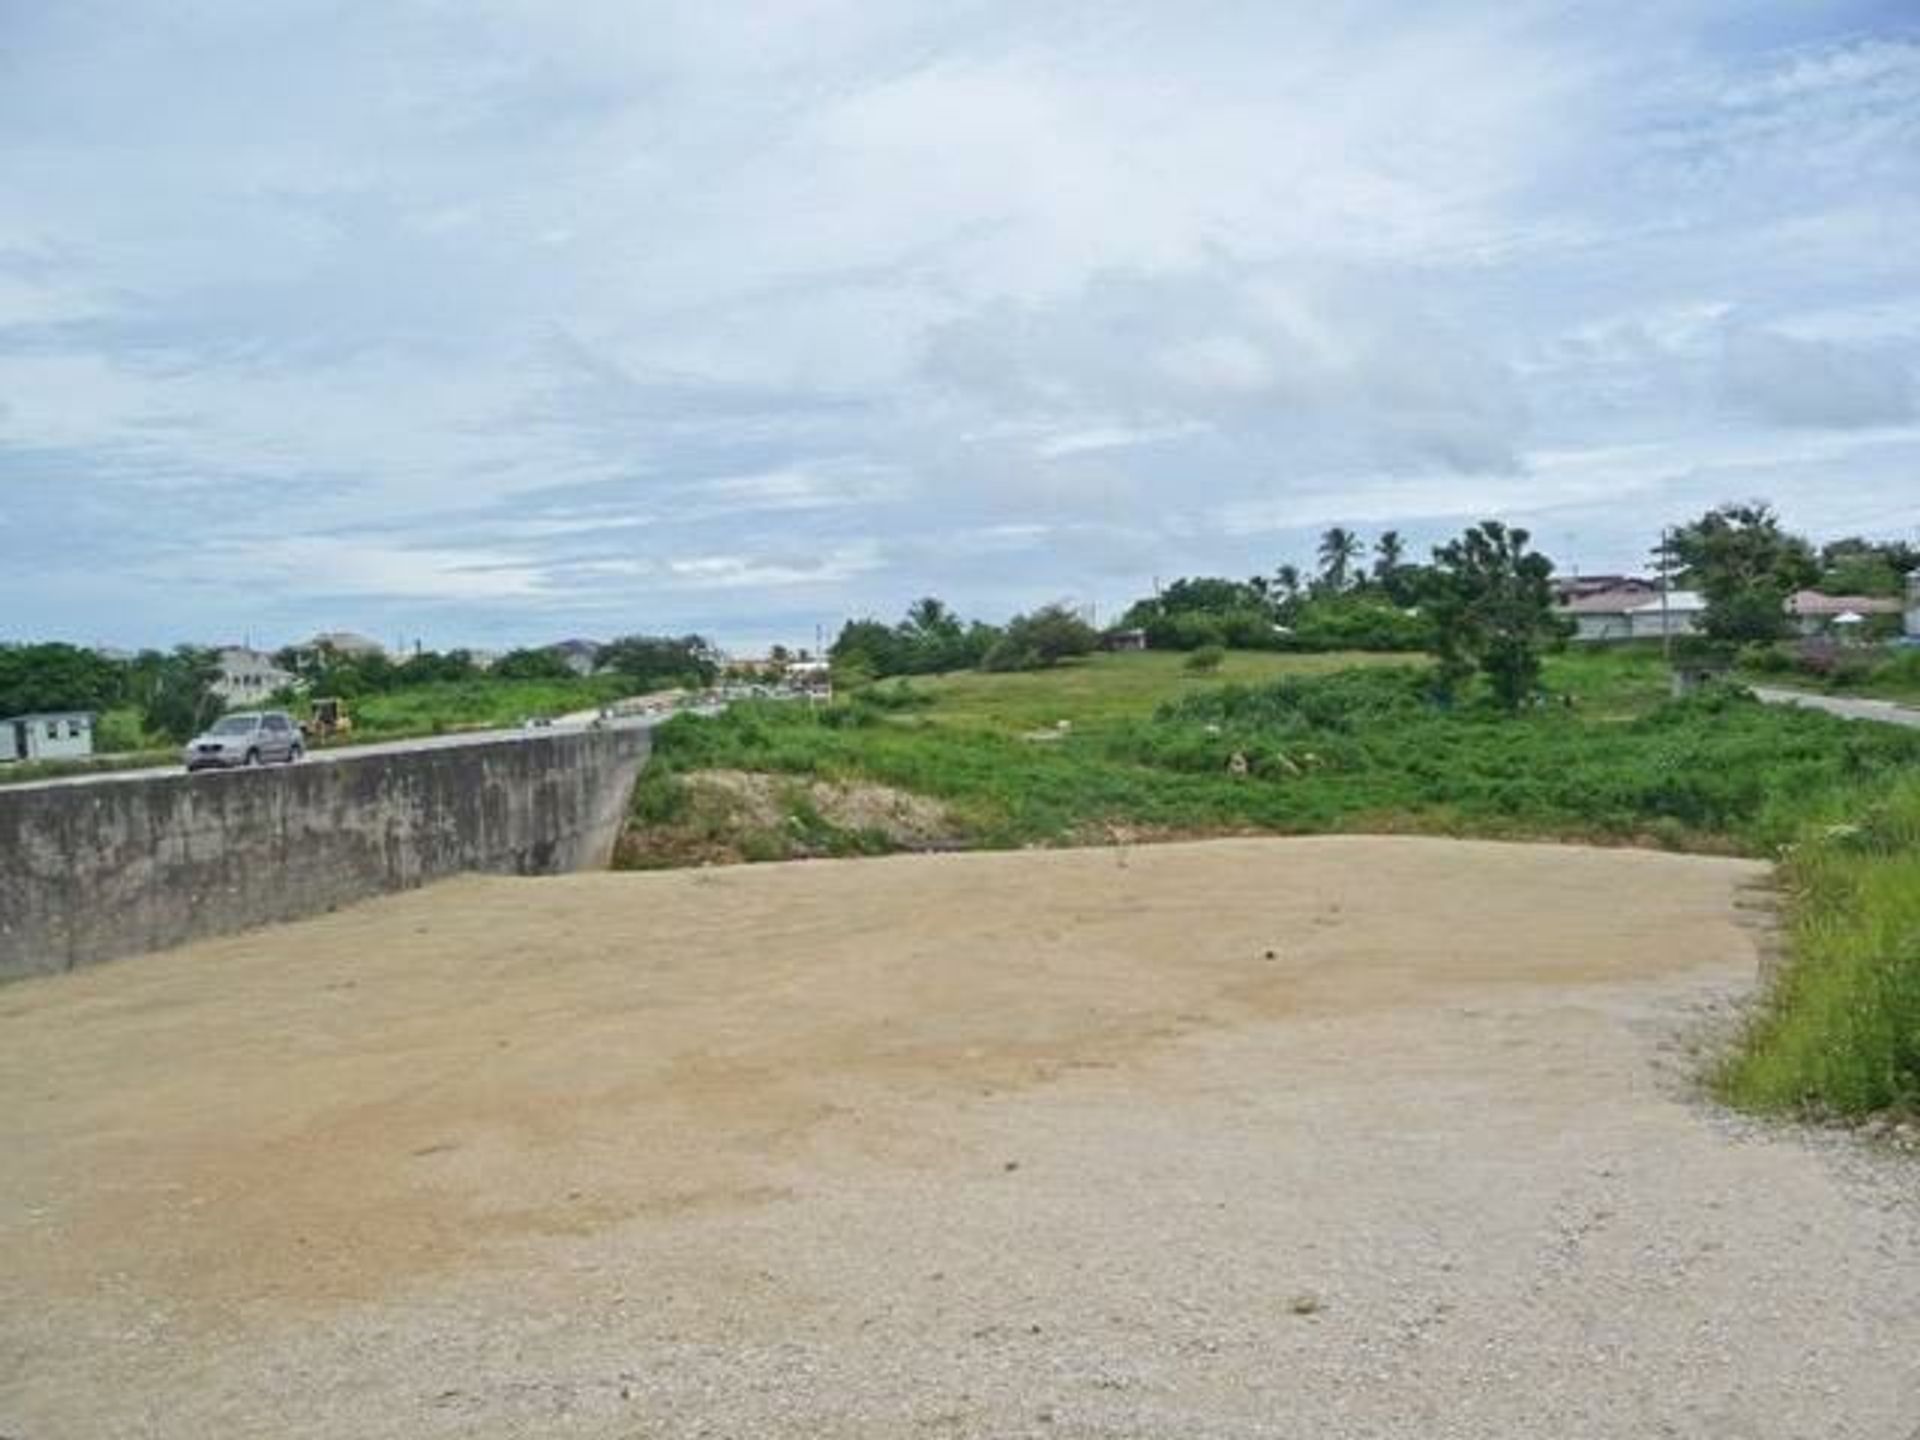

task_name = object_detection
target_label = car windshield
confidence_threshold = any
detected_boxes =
[209,716,256,736]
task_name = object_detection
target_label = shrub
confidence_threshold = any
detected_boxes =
[1185,645,1226,674]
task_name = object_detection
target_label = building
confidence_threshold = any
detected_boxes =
[1104,628,1149,652]
[1556,578,1704,642]
[1559,585,1661,642]
[1552,574,1658,607]
[212,646,298,706]
[1787,589,1904,637]
[550,639,603,676]
[0,711,95,764]
[1624,590,1706,640]
[1909,573,1920,640]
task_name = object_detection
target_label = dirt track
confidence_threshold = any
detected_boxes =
[3,837,1916,1437]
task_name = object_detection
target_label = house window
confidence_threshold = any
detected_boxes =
[67,719,82,738]
[45,721,59,739]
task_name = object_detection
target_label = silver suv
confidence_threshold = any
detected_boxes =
[184,711,303,771]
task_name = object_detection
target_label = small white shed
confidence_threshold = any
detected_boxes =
[0,712,96,763]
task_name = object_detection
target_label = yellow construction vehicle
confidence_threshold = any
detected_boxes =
[301,697,353,745]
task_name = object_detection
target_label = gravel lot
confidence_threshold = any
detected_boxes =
[3,836,1916,1438]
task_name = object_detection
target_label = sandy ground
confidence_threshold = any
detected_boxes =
[2,836,1916,1439]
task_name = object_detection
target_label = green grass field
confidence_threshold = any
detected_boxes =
[637,647,1920,1116]
[344,675,633,740]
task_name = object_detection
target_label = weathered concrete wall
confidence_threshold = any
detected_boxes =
[0,725,650,981]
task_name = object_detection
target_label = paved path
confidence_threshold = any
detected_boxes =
[1751,685,1920,729]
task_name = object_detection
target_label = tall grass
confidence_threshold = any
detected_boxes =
[1719,774,1920,1114]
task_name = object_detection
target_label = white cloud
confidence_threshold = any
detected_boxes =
[1719,327,1915,429]
[0,2,1915,645]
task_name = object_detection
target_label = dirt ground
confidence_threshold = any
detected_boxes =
[3,837,1916,1438]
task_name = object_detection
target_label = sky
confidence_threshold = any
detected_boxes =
[1,0,1917,653]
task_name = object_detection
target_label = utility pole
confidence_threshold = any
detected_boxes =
[1659,526,1673,664]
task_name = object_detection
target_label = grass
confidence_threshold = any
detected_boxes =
[344,675,633,740]
[1718,773,1920,1115]
[636,646,1920,1119]
[907,649,1415,732]
[1736,644,1920,706]
[643,649,1919,853]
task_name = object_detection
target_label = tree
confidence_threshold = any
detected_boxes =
[897,596,975,673]
[1818,536,1913,597]
[493,647,577,681]
[1316,527,1363,593]
[1668,502,1817,646]
[830,619,906,678]
[1373,530,1422,605]
[1273,564,1303,601]
[1426,521,1563,711]
[595,634,719,689]
[982,604,1097,671]
[0,643,123,717]
[141,647,223,742]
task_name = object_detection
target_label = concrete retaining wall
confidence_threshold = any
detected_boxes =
[0,725,651,981]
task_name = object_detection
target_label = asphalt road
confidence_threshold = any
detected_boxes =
[0,710,689,795]
[1750,685,1920,729]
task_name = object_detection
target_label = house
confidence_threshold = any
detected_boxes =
[550,639,603,676]
[1787,589,1904,637]
[1624,590,1706,641]
[1552,574,1658,607]
[1556,577,1705,642]
[1559,586,1661,642]
[0,711,95,764]
[1909,573,1920,640]
[213,646,298,706]
[1104,628,1149,652]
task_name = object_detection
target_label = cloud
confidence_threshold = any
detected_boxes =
[1719,327,1915,428]
[0,2,1916,645]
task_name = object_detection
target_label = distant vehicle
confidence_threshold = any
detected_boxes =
[184,711,302,771]
[302,697,352,745]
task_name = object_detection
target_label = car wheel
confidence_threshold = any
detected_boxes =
[245,749,261,767]
[288,746,303,764]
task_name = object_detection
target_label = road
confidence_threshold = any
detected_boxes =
[4,837,1915,1438]
[0,696,740,795]
[1751,684,1920,729]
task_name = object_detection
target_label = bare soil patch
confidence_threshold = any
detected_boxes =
[2,837,1915,1438]
[613,766,962,867]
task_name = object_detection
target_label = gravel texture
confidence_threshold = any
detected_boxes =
[2,836,1915,1438]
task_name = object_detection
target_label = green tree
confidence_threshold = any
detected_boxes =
[830,619,907,678]
[1316,527,1363,593]
[1426,521,1563,710]
[1668,502,1817,646]
[141,647,223,742]
[492,647,577,681]
[0,643,123,717]
[982,604,1098,671]
[596,635,719,689]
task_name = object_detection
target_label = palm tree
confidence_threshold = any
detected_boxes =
[1273,563,1303,601]
[1317,527,1362,592]
[1373,530,1405,581]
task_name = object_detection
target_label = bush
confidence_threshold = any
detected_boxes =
[1185,645,1226,674]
